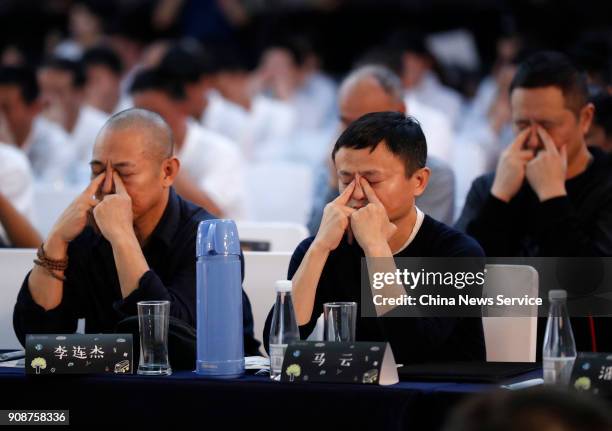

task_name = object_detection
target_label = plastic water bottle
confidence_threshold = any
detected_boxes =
[269,280,300,381]
[195,219,244,378]
[543,289,577,385]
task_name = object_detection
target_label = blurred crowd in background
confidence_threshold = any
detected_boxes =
[1,0,612,245]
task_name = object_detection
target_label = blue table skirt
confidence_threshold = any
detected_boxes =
[0,365,542,430]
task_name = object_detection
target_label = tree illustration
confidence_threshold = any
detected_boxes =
[285,364,301,382]
[31,357,47,374]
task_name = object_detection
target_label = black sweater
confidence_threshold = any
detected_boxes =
[455,146,612,353]
[264,215,486,364]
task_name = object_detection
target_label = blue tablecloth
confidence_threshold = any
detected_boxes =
[0,362,542,430]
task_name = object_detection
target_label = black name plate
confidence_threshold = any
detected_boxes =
[26,334,133,375]
[571,352,612,396]
[280,341,398,385]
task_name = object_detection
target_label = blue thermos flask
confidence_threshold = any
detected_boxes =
[195,219,244,378]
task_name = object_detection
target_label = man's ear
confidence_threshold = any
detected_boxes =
[161,157,180,187]
[580,103,595,136]
[411,167,430,197]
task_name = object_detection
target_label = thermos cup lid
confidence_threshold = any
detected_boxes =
[275,280,292,292]
[196,219,241,257]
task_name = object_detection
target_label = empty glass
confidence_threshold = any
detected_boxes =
[323,302,357,342]
[137,300,172,376]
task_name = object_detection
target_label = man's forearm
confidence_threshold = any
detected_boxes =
[110,232,150,299]
[28,233,68,311]
[292,242,330,325]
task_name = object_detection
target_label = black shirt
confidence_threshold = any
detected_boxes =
[455,146,612,353]
[13,188,261,355]
[455,146,612,257]
[264,215,486,364]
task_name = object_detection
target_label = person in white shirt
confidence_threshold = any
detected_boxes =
[200,47,297,162]
[393,31,464,129]
[0,66,73,184]
[0,142,41,247]
[37,57,109,185]
[83,45,126,115]
[256,38,337,133]
[130,68,246,219]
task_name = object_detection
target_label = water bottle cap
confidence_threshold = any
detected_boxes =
[549,289,567,301]
[275,280,292,292]
[196,219,241,257]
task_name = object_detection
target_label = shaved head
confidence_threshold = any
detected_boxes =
[97,108,174,162]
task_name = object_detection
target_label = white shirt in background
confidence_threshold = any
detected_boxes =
[291,72,337,132]
[67,105,109,185]
[0,143,34,244]
[406,95,455,165]
[178,120,247,220]
[22,116,73,185]
[406,71,464,129]
[202,91,296,163]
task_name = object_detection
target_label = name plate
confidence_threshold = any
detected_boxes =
[26,334,133,375]
[571,352,612,396]
[280,341,398,385]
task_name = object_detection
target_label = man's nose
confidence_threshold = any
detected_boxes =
[525,125,540,150]
[101,166,114,194]
[351,179,366,203]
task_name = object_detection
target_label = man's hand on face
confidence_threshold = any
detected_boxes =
[313,179,356,253]
[49,172,107,244]
[350,177,397,254]
[93,172,135,243]
[491,127,535,203]
[525,126,568,201]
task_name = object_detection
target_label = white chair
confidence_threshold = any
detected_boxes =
[242,251,292,352]
[0,248,36,349]
[482,264,539,362]
[243,161,313,225]
[237,221,308,253]
[32,183,81,238]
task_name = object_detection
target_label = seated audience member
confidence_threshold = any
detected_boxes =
[130,69,246,219]
[265,112,485,364]
[13,108,260,355]
[0,142,40,247]
[444,386,612,431]
[257,36,337,133]
[455,52,612,352]
[82,45,126,114]
[156,40,216,121]
[587,91,612,152]
[308,65,456,234]
[0,66,72,182]
[201,45,297,162]
[391,31,464,129]
[37,57,108,183]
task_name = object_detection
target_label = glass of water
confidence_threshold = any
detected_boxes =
[323,302,357,342]
[137,300,172,376]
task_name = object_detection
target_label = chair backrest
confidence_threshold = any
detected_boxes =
[237,221,308,253]
[242,251,292,351]
[482,264,539,362]
[0,248,36,349]
[243,162,313,225]
[32,184,81,238]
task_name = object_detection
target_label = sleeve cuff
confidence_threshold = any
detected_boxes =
[113,270,170,316]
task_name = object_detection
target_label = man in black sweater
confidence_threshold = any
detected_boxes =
[456,51,612,353]
[13,108,260,355]
[265,112,485,364]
